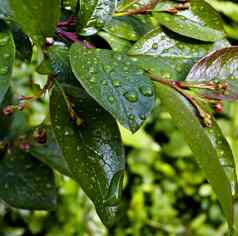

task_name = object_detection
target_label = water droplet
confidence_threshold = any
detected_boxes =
[89,67,95,73]
[219,150,224,156]
[0,66,9,75]
[140,114,146,120]
[108,96,115,103]
[4,183,8,189]
[89,76,96,83]
[124,91,138,103]
[152,42,158,50]
[139,86,153,97]
[0,35,9,46]
[64,127,74,136]
[102,80,107,85]
[116,55,122,61]
[3,53,10,59]
[104,65,112,73]
[46,184,52,188]
[112,80,121,87]
[128,114,135,120]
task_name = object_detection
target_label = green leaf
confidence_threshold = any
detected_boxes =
[78,0,117,36]
[9,0,61,45]
[30,127,72,177]
[0,0,11,18]
[154,0,225,42]
[0,88,12,139]
[186,46,238,100]
[157,83,235,229]
[128,26,229,81]
[50,84,125,227]
[48,45,80,86]
[0,151,57,210]
[0,23,15,105]
[103,16,153,41]
[98,31,131,52]
[9,22,33,62]
[70,44,155,132]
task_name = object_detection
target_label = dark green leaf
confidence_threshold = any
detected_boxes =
[0,88,12,139]
[157,83,235,229]
[0,24,15,105]
[30,127,72,177]
[154,0,225,42]
[78,0,117,36]
[70,44,155,132]
[9,0,61,45]
[186,46,238,100]
[9,23,33,62]
[50,84,125,227]
[128,26,229,81]
[0,152,57,210]
[48,45,79,86]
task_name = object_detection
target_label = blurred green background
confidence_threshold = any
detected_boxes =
[1,1,238,235]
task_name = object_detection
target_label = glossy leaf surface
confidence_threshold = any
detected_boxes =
[155,0,225,42]
[78,0,117,36]
[157,83,235,229]
[70,44,155,132]
[9,0,61,45]
[50,84,125,227]
[186,46,238,100]
[0,152,57,210]
[0,24,15,105]
[129,26,229,81]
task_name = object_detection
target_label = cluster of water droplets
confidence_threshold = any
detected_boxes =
[0,33,10,76]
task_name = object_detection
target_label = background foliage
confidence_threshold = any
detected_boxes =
[1,0,238,235]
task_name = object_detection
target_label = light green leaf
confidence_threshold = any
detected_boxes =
[9,0,61,45]
[157,83,235,229]
[70,44,155,132]
[154,0,225,42]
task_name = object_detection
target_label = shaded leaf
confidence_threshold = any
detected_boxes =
[9,22,33,62]
[128,26,229,81]
[154,0,225,42]
[78,0,117,36]
[0,88,12,139]
[157,83,235,229]
[30,127,72,177]
[0,152,57,210]
[70,44,155,132]
[48,45,79,86]
[50,84,125,227]
[186,46,238,100]
[9,0,61,45]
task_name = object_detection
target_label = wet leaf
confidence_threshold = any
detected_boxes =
[78,0,117,36]
[0,23,15,105]
[157,83,235,230]
[70,43,155,132]
[103,16,153,41]
[154,0,225,42]
[50,84,125,227]
[48,45,79,86]
[0,151,57,210]
[9,0,61,45]
[9,22,33,62]
[0,88,12,139]
[128,26,229,81]
[186,46,238,100]
[98,31,131,52]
